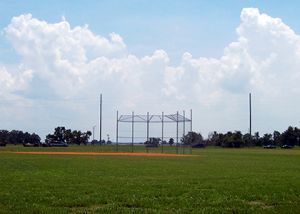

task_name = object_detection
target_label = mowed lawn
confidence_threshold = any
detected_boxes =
[0,146,299,213]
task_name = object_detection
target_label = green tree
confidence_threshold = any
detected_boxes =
[8,130,23,145]
[207,131,219,146]
[0,130,9,146]
[181,132,203,146]
[253,132,262,146]
[281,126,297,146]
[243,133,252,146]
[29,133,41,145]
[80,131,92,145]
[262,133,272,146]
[46,127,91,145]
[145,138,160,147]
[273,131,281,146]
[221,131,244,148]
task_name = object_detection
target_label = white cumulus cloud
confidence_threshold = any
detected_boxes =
[1,8,300,137]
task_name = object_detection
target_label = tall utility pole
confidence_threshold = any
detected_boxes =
[183,110,185,136]
[190,109,193,132]
[161,111,164,153]
[132,111,134,152]
[92,125,96,140]
[116,110,119,152]
[176,111,179,154]
[99,93,102,142]
[147,112,149,142]
[249,93,252,140]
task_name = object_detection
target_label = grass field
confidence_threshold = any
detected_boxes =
[0,145,299,213]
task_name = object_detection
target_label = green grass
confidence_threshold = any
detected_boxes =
[0,144,191,154]
[0,145,300,213]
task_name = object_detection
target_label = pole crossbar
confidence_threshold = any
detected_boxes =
[118,113,191,123]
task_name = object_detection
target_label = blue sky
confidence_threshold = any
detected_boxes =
[1,1,300,140]
[1,0,300,63]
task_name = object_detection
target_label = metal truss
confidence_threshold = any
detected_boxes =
[118,113,191,123]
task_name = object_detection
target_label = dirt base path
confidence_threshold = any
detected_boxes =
[14,151,194,157]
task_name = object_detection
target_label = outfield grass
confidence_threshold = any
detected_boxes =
[0,145,299,213]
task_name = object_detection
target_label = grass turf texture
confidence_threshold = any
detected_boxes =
[0,145,299,213]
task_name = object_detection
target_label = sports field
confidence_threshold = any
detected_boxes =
[0,145,299,213]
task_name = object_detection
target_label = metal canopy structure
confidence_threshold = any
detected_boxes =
[115,110,193,153]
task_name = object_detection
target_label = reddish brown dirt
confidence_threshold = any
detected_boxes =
[14,151,194,157]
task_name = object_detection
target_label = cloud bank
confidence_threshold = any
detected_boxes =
[1,8,300,138]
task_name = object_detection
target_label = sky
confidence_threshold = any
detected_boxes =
[1,0,300,141]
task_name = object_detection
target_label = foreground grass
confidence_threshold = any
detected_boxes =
[0,146,299,213]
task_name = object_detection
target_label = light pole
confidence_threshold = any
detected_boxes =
[92,125,96,141]
[99,93,102,142]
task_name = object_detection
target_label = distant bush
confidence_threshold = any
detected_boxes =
[145,138,160,147]
[181,132,205,148]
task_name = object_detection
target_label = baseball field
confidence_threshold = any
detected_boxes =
[0,145,299,213]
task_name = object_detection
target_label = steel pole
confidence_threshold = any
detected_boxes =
[183,110,185,136]
[190,109,192,132]
[132,111,134,152]
[161,111,164,153]
[249,93,252,142]
[176,111,179,154]
[92,125,96,141]
[99,93,102,142]
[147,112,149,142]
[116,111,119,152]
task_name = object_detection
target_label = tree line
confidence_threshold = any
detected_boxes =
[0,127,91,147]
[0,130,41,146]
[1,126,300,148]
[46,127,91,146]
[181,126,300,148]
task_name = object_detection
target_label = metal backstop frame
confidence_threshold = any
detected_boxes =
[115,110,192,153]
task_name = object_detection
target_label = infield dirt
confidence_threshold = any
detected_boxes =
[14,151,194,157]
